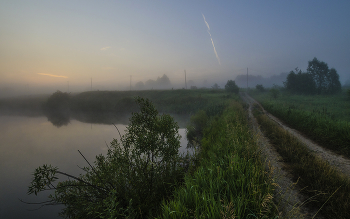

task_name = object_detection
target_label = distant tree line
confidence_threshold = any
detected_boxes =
[284,58,341,95]
[134,74,172,90]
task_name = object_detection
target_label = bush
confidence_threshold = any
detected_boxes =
[186,110,208,145]
[224,80,239,94]
[44,90,70,112]
[43,91,71,127]
[28,97,185,218]
[270,88,280,99]
[256,84,265,92]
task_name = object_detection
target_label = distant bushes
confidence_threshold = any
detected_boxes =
[256,84,265,92]
[43,91,71,127]
[43,90,70,112]
[224,80,239,94]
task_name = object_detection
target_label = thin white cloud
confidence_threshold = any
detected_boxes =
[37,73,68,78]
[210,38,221,65]
[202,13,221,65]
[100,46,111,51]
[202,14,210,31]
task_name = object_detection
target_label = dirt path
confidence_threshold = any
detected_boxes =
[243,93,350,178]
[240,92,321,219]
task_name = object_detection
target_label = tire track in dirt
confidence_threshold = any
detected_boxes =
[244,93,350,178]
[240,92,320,219]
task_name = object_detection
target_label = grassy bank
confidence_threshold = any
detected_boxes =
[253,105,350,218]
[158,100,278,218]
[249,90,350,157]
[70,89,229,115]
[0,89,229,116]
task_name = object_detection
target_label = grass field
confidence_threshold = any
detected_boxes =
[249,89,350,157]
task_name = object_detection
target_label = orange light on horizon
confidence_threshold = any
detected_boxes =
[37,73,68,78]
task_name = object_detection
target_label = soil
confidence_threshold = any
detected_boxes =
[240,92,325,219]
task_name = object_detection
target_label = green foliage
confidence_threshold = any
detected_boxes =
[251,92,350,157]
[284,68,316,94]
[160,101,278,218]
[44,90,70,112]
[224,80,239,94]
[284,59,342,95]
[186,110,208,145]
[269,88,280,99]
[28,97,185,218]
[211,83,220,89]
[307,57,342,94]
[348,89,350,99]
[256,84,265,92]
[44,91,71,127]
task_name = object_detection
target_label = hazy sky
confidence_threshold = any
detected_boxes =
[1,1,350,94]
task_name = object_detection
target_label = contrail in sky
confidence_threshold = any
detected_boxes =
[202,13,221,65]
[37,73,68,78]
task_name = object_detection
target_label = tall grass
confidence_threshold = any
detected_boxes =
[253,105,350,218]
[158,101,279,218]
[250,90,350,157]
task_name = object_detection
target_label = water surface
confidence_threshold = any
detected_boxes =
[0,115,189,219]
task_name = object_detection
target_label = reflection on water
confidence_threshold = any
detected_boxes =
[0,115,189,219]
[45,111,71,127]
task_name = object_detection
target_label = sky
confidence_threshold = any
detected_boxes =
[1,0,350,95]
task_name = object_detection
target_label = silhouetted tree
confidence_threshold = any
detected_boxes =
[284,68,316,94]
[212,83,220,89]
[327,68,342,94]
[225,80,239,94]
[156,74,171,88]
[134,81,145,90]
[307,57,341,94]
[256,84,265,92]
[43,91,71,127]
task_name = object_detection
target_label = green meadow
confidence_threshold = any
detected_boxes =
[249,89,350,157]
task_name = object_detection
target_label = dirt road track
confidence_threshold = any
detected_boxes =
[242,92,350,178]
[240,92,323,219]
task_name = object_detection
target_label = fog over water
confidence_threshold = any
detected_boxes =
[0,115,190,219]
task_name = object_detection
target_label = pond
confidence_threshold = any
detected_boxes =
[0,115,190,219]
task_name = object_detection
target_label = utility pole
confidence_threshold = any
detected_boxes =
[130,75,132,91]
[184,70,187,89]
[67,81,69,93]
[91,78,92,91]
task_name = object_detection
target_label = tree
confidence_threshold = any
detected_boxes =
[212,83,220,89]
[284,68,316,95]
[307,57,341,94]
[28,97,185,218]
[225,80,239,94]
[327,68,342,94]
[134,81,145,90]
[43,91,71,127]
[270,88,280,99]
[256,84,265,92]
